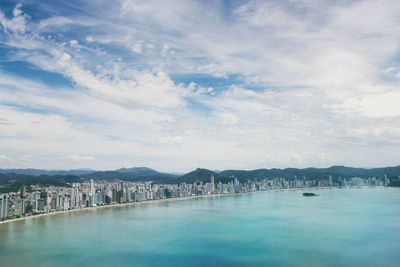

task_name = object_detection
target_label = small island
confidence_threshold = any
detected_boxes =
[303,192,318,197]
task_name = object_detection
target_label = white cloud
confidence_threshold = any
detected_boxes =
[58,52,71,64]
[19,155,34,161]
[86,35,93,42]
[12,4,23,17]
[23,50,193,109]
[0,155,10,161]
[0,1,400,171]
[218,113,238,125]
[338,90,400,118]
[132,42,143,54]
[67,154,95,161]
[0,3,29,33]
[383,67,395,73]
[69,39,80,50]
[161,44,170,57]
[158,136,183,145]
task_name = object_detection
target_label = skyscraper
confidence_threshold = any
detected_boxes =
[33,191,39,212]
[20,185,26,199]
[90,179,96,206]
[0,194,10,219]
[210,175,215,193]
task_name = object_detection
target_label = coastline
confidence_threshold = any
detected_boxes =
[0,186,381,225]
[0,192,233,225]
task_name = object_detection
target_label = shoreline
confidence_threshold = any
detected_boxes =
[0,186,385,225]
[0,193,232,225]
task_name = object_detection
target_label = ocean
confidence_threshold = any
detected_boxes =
[0,187,399,266]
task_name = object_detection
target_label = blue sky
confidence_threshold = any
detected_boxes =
[0,0,400,172]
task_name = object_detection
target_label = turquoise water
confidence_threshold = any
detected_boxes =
[0,187,399,266]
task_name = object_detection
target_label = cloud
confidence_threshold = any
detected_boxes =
[218,113,238,125]
[158,136,183,145]
[86,35,93,42]
[0,3,29,33]
[338,90,400,118]
[132,42,143,54]
[24,50,193,108]
[19,155,34,161]
[383,67,395,73]
[67,154,95,161]
[161,44,170,57]
[0,155,10,161]
[0,1,399,171]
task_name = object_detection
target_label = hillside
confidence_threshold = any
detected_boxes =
[1,165,399,191]
[171,168,218,184]
[0,173,73,193]
[168,165,400,184]
[81,167,178,181]
[0,167,178,182]
[0,168,95,176]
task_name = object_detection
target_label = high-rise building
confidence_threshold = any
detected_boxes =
[20,199,25,215]
[20,185,26,199]
[210,175,215,193]
[0,194,10,219]
[117,181,123,192]
[33,191,40,212]
[90,179,96,206]
[51,198,57,210]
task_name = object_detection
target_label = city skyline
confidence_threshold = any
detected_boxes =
[1,174,389,222]
[1,0,400,172]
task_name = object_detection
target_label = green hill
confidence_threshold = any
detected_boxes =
[0,173,72,193]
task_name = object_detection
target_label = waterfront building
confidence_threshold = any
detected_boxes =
[210,175,215,193]
[20,185,26,199]
[90,179,96,207]
[0,174,391,222]
[0,194,10,219]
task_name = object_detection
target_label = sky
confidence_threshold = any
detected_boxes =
[0,0,399,172]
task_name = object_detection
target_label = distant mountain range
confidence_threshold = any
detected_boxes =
[0,167,178,193]
[81,167,178,181]
[174,165,400,184]
[0,168,95,176]
[1,165,400,189]
[0,167,177,180]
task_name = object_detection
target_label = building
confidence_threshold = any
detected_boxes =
[210,175,215,193]
[90,179,96,206]
[0,194,10,219]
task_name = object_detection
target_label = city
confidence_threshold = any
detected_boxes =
[0,175,391,222]
[1,0,400,266]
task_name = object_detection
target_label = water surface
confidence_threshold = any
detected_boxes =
[0,187,399,266]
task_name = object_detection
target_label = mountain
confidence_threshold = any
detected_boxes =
[81,167,178,181]
[0,168,95,176]
[172,168,219,184]
[0,173,74,193]
[168,165,400,184]
[116,167,159,174]
[0,166,178,192]
[0,173,82,183]
[1,165,399,187]
[0,167,178,182]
